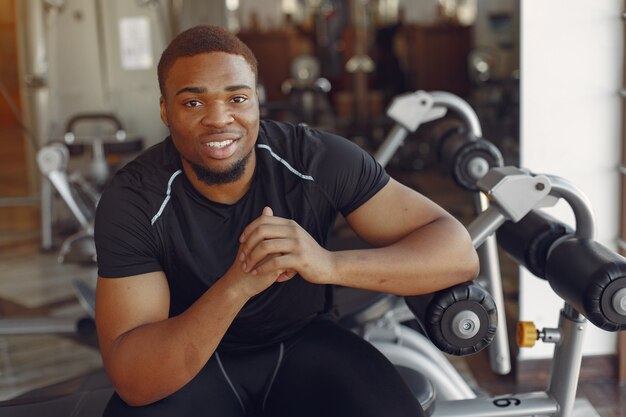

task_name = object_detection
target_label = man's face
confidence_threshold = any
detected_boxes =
[160,52,260,184]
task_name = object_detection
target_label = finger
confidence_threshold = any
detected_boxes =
[276,270,297,282]
[242,237,295,272]
[246,252,282,278]
[240,207,282,243]
[252,253,299,277]
[240,223,297,259]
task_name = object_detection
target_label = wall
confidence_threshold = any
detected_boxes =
[398,0,438,24]
[179,0,227,32]
[44,0,168,147]
[238,0,284,31]
[519,0,623,359]
[0,0,40,237]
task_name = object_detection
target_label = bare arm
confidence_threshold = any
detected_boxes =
[332,178,479,294]
[96,211,287,406]
[240,178,479,295]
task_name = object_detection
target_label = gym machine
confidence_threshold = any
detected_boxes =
[0,114,141,336]
[39,113,142,261]
[3,91,625,416]
[2,165,624,416]
[259,54,336,132]
[341,165,625,417]
[373,90,510,376]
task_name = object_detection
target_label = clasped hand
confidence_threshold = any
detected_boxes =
[237,207,335,291]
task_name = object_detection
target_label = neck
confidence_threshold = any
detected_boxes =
[182,152,256,205]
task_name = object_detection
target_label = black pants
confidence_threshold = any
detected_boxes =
[103,319,426,417]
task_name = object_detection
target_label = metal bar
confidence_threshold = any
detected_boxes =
[547,304,587,417]
[467,205,507,249]
[620,331,626,384]
[430,91,483,138]
[0,317,80,335]
[40,176,53,250]
[47,171,90,228]
[431,391,558,417]
[374,124,410,168]
[546,175,596,240]
[372,341,475,401]
[476,195,512,376]
[394,325,477,399]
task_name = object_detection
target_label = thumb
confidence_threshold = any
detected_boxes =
[262,206,273,216]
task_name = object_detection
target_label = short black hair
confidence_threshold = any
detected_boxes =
[157,25,258,96]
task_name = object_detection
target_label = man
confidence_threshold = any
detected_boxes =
[95,25,478,417]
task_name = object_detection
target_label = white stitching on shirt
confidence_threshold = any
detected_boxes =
[150,169,183,225]
[256,144,314,181]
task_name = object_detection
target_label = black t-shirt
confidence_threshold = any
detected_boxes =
[95,120,389,352]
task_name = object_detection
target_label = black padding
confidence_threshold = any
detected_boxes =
[545,237,626,331]
[404,283,498,356]
[437,127,503,191]
[497,210,574,279]
[66,138,144,156]
[102,138,144,154]
[76,317,96,338]
[395,365,436,416]
[65,113,124,134]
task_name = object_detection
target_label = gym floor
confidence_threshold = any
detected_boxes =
[0,157,625,415]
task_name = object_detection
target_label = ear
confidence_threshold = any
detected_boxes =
[159,96,169,127]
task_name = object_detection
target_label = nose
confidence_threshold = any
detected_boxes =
[200,101,234,128]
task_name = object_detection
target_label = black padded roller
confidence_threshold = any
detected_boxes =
[64,112,124,134]
[404,282,497,356]
[496,210,574,279]
[437,127,503,191]
[545,237,626,331]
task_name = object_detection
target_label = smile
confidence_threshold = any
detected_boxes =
[203,139,234,149]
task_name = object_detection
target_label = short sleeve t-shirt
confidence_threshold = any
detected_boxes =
[95,120,389,351]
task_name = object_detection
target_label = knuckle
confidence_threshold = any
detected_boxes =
[260,240,273,252]
[269,257,282,269]
[240,243,249,256]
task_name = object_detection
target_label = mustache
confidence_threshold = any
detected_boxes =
[199,129,244,137]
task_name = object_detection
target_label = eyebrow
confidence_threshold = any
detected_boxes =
[175,84,253,96]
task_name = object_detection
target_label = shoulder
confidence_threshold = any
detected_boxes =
[97,138,183,222]
[257,120,363,171]
[258,119,351,149]
[116,138,181,187]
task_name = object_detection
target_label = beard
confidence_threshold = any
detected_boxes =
[184,149,253,185]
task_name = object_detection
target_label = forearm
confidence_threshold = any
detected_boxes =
[330,216,479,295]
[104,276,249,406]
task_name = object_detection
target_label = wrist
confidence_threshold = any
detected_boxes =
[323,250,341,285]
[220,267,255,303]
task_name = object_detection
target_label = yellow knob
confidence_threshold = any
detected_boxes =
[517,321,538,348]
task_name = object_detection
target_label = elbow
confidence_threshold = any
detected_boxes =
[104,362,164,407]
[112,380,160,407]
[461,247,480,283]
[451,220,480,284]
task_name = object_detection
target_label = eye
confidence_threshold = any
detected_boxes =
[184,99,203,108]
[231,95,248,104]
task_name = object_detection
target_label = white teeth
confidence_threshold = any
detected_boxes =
[204,140,234,149]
